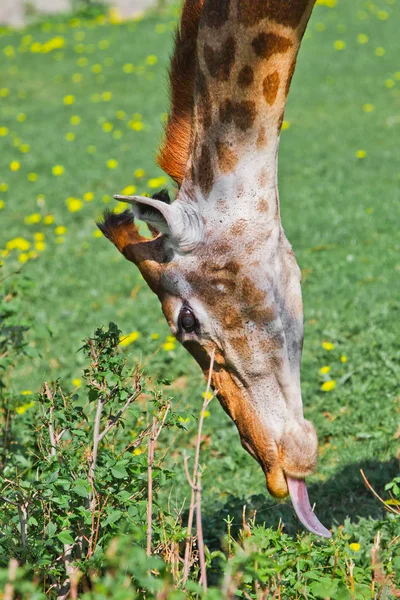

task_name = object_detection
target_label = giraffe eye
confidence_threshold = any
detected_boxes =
[179,305,197,333]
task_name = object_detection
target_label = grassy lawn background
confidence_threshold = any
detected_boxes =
[0,0,399,590]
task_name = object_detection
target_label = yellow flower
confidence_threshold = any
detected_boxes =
[102,91,112,101]
[43,215,54,225]
[77,57,88,67]
[356,150,367,159]
[321,380,336,392]
[102,122,113,132]
[113,130,122,140]
[28,172,38,182]
[385,79,395,89]
[116,110,126,120]
[0,127,8,136]
[357,33,369,44]
[0,88,9,97]
[16,400,35,415]
[55,226,67,235]
[133,448,143,456]
[22,390,33,395]
[0,200,4,210]
[334,40,346,51]
[363,103,374,113]
[134,168,145,178]
[341,355,347,363]
[0,183,8,192]
[377,10,388,20]
[65,132,75,141]
[72,73,83,83]
[91,64,102,74]
[319,366,331,375]
[151,333,159,340]
[148,176,167,189]
[162,341,175,352]
[6,237,30,251]
[10,161,20,172]
[107,159,118,169]
[52,165,64,176]
[129,120,143,131]
[122,185,136,195]
[24,213,41,225]
[16,113,27,122]
[202,391,213,400]
[166,335,176,343]
[322,341,335,351]
[35,241,45,252]
[146,54,158,65]
[119,331,140,346]
[20,144,30,153]
[93,229,103,238]
[87,145,96,154]
[281,120,290,131]
[64,95,75,106]
[66,197,83,212]
[34,232,44,242]
[203,410,211,418]
[98,39,110,50]
[178,416,190,423]
[123,63,134,73]
[84,192,94,201]
[349,543,360,552]
[18,253,29,264]
[375,47,385,57]
[72,378,82,387]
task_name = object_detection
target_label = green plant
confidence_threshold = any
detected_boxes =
[0,320,186,596]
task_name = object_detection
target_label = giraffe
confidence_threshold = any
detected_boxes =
[99,0,331,538]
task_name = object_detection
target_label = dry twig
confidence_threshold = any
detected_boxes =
[182,349,216,591]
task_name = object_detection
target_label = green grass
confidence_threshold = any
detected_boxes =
[0,0,399,594]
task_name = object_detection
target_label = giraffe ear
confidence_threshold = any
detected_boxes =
[113,195,203,253]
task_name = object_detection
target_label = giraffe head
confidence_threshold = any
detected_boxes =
[99,0,331,537]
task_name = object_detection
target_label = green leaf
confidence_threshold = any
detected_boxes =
[72,479,90,498]
[57,530,74,545]
[111,463,128,479]
[310,578,338,598]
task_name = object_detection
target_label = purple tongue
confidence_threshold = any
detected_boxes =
[287,476,331,539]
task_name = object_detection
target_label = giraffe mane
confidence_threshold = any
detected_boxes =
[156,0,204,187]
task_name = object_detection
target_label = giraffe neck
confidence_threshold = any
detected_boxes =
[184,0,315,209]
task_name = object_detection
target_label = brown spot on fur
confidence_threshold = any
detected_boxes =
[259,168,268,187]
[201,0,230,28]
[230,219,247,236]
[157,0,204,186]
[237,0,311,29]
[257,126,267,148]
[196,70,212,129]
[277,111,285,132]
[263,71,280,105]
[197,144,214,196]
[216,141,238,173]
[257,198,269,213]
[285,58,297,96]
[252,32,292,60]
[237,65,254,88]
[245,240,257,253]
[204,36,236,81]
[219,99,257,131]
